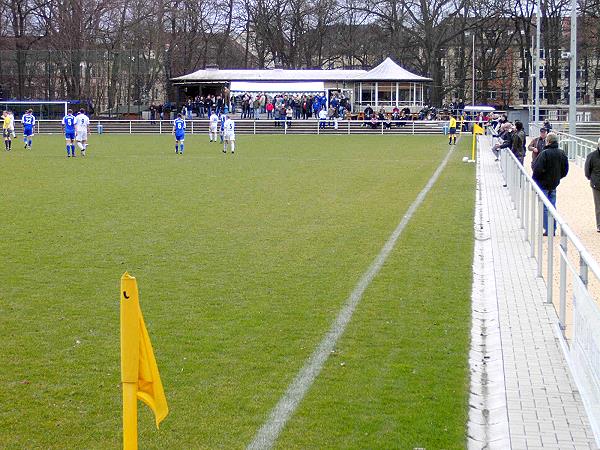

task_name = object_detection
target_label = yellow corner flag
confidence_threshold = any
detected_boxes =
[120,272,168,450]
[471,123,485,160]
[473,123,485,135]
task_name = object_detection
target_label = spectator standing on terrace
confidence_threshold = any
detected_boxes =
[533,133,569,236]
[293,96,301,119]
[312,96,321,118]
[457,99,465,115]
[511,120,526,165]
[279,105,287,127]
[266,101,274,119]
[528,127,548,168]
[492,122,514,161]
[253,97,261,120]
[198,97,205,118]
[216,95,224,115]
[370,113,379,129]
[223,87,231,112]
[286,105,293,127]
[150,105,156,124]
[301,98,309,120]
[584,138,600,232]
[260,94,266,115]
[205,96,214,117]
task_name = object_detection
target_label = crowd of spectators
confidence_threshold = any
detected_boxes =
[164,92,505,130]
[170,91,352,127]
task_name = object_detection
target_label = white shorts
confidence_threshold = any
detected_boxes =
[210,124,217,132]
[76,130,88,141]
[224,133,235,141]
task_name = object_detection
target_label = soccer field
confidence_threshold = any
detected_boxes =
[0,134,474,449]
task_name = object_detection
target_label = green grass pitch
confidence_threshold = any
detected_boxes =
[0,133,474,449]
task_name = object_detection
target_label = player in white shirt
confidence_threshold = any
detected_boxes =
[8,111,16,138]
[208,112,219,142]
[74,109,90,156]
[223,116,235,154]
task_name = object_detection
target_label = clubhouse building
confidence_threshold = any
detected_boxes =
[172,58,431,112]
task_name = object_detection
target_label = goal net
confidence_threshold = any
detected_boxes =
[0,101,67,119]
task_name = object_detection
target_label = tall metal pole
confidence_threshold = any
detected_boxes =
[569,0,577,140]
[472,34,476,106]
[531,34,535,110]
[535,0,541,127]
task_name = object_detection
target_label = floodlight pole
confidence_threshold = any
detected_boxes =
[472,33,476,106]
[569,0,577,144]
[534,0,541,127]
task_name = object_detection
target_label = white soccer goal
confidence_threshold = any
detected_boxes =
[0,100,67,120]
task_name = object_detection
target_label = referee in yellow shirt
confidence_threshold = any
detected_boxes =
[448,114,457,145]
[3,111,12,151]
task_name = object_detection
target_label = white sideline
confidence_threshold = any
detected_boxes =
[247,144,457,450]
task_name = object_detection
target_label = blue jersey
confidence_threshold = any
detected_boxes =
[22,113,35,128]
[173,118,185,136]
[219,116,226,131]
[62,114,76,134]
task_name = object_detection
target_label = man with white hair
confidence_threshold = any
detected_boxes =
[492,122,513,161]
[533,132,569,236]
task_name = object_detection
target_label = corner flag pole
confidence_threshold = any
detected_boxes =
[121,273,141,450]
[120,272,169,449]
[123,383,138,450]
[471,124,484,161]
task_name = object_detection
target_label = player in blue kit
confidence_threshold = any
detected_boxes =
[21,109,36,150]
[62,109,77,157]
[219,113,226,143]
[172,113,186,154]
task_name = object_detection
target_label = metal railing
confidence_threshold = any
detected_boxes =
[555,131,597,166]
[495,134,600,442]
[25,119,452,136]
[498,135,600,334]
[528,123,599,166]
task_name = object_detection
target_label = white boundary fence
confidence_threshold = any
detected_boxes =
[488,134,600,443]
[27,119,454,136]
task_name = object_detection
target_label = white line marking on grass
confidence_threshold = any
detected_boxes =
[247,144,457,450]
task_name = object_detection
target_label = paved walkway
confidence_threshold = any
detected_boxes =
[469,143,599,450]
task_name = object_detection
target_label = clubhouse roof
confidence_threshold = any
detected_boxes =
[172,58,431,110]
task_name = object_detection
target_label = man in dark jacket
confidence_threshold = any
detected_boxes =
[584,138,600,232]
[511,120,526,165]
[532,133,569,235]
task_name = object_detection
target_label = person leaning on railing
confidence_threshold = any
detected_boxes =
[584,138,600,233]
[492,122,513,161]
[532,133,569,236]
